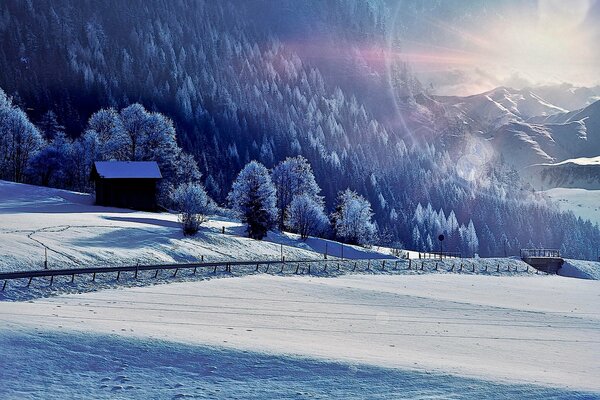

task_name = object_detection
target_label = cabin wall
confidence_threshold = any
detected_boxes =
[94,178,158,211]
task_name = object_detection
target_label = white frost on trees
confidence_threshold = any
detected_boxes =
[228,161,277,240]
[0,88,44,183]
[332,189,377,246]
[170,182,213,235]
[272,155,322,230]
[286,194,328,240]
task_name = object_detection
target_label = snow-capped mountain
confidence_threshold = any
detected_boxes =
[438,87,568,132]
[492,101,600,187]
[438,85,600,170]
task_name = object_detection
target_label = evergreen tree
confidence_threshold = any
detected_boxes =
[228,161,277,240]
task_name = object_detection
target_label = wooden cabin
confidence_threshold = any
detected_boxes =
[90,161,162,211]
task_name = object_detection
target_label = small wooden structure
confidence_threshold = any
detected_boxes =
[90,161,162,211]
[520,248,564,274]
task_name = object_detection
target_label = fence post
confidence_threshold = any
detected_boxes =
[213,265,217,274]
[421,262,424,271]
[173,268,178,277]
[472,264,475,273]
[135,266,138,279]
[394,260,398,270]
[154,269,159,278]
[308,264,311,274]
[27,276,33,287]
[353,262,357,272]
[116,271,120,281]
[434,262,438,271]
[459,263,463,272]
[408,259,412,270]
[265,265,269,273]
[256,263,259,272]
[295,264,300,274]
[450,264,454,272]
[50,275,53,286]
[93,272,96,281]
[1,280,6,291]
[381,260,386,271]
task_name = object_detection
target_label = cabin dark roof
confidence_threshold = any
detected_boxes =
[92,161,162,179]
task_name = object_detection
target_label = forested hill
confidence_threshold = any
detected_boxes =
[1,0,599,259]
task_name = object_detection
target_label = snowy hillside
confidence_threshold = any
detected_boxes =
[560,259,600,280]
[0,180,394,274]
[543,188,600,225]
[524,157,600,190]
[2,273,600,398]
[439,87,568,133]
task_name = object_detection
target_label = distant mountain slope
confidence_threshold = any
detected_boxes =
[523,156,600,190]
[482,100,599,171]
[438,87,568,132]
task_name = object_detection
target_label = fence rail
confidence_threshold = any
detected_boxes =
[417,252,462,259]
[520,248,561,258]
[0,257,537,292]
[0,258,387,290]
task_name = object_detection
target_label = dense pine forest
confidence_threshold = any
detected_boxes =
[1,0,599,259]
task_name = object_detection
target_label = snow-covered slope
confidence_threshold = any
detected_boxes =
[524,157,600,190]
[528,83,600,111]
[0,180,392,274]
[439,87,568,132]
[543,188,600,225]
[2,274,600,394]
[559,259,600,280]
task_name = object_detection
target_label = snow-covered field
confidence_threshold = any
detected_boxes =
[2,180,600,398]
[544,187,600,225]
[1,274,599,398]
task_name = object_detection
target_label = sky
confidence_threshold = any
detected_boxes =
[388,0,600,95]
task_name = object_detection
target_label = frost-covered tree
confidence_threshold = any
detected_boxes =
[272,156,322,230]
[466,219,479,256]
[86,108,128,161]
[228,161,277,240]
[286,194,329,240]
[170,182,213,235]
[27,131,73,187]
[71,130,100,191]
[0,89,44,182]
[120,103,148,161]
[85,103,193,201]
[332,189,377,246]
